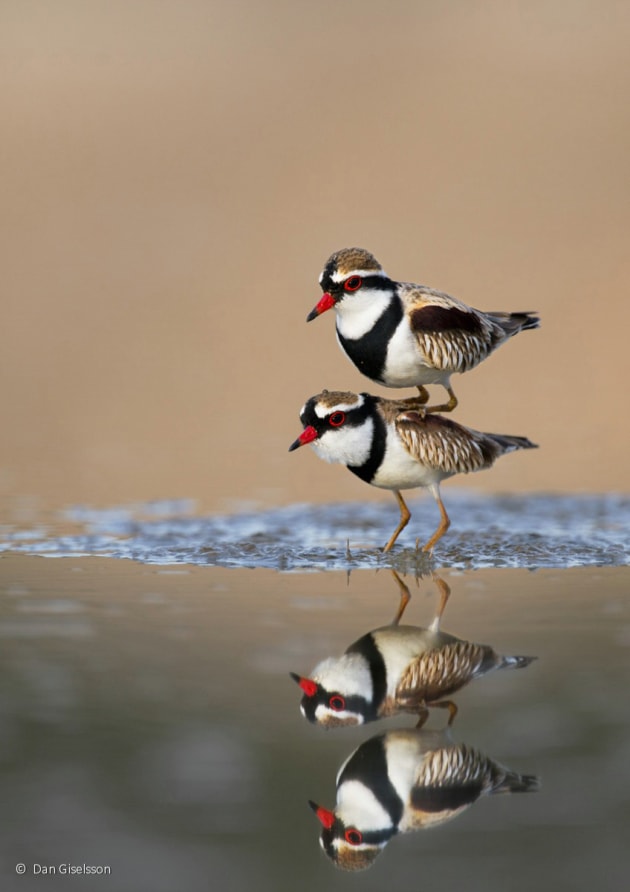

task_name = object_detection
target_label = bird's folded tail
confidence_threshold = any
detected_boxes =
[488,310,540,335]
[500,654,537,670]
[497,771,541,794]
[486,433,538,453]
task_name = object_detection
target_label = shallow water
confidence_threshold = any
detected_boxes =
[1,493,628,570]
[0,498,629,891]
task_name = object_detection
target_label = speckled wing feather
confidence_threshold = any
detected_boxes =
[394,641,494,708]
[395,412,500,475]
[417,744,491,790]
[402,286,505,373]
[407,744,539,828]
[401,745,491,828]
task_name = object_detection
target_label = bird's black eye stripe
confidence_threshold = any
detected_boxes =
[320,273,391,295]
[299,397,322,427]
[321,823,395,857]
[299,395,375,434]
[300,690,369,723]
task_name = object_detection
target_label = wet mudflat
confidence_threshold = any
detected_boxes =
[0,530,628,891]
[1,493,628,570]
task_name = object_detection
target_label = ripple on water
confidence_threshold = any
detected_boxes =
[0,493,628,571]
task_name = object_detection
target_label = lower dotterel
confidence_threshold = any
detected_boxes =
[289,390,537,552]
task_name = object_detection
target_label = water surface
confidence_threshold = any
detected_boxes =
[1,531,628,890]
[1,493,628,570]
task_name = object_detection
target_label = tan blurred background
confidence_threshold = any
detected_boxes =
[1,0,629,521]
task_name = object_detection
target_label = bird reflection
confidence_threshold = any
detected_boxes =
[291,572,535,728]
[309,725,540,871]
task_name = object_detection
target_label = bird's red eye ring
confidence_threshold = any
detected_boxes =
[329,695,345,711]
[345,828,363,845]
[329,412,345,427]
[344,276,362,292]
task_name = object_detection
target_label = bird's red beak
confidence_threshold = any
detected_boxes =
[308,800,335,829]
[306,292,335,322]
[289,672,318,697]
[288,426,318,452]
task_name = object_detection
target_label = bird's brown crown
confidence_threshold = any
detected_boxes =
[325,248,383,278]
[332,844,380,872]
[315,390,363,411]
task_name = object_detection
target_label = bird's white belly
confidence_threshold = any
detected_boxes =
[382,732,434,808]
[371,430,448,490]
[371,627,439,696]
[383,323,449,388]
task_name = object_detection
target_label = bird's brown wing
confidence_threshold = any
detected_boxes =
[395,412,499,474]
[406,742,539,828]
[395,641,492,709]
[403,287,503,373]
[406,744,493,828]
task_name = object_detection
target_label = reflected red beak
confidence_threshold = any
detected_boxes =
[288,426,318,452]
[306,292,335,322]
[289,672,318,697]
[308,800,335,829]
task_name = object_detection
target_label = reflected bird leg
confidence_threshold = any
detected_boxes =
[429,574,451,632]
[389,569,411,625]
[425,385,458,415]
[432,699,458,726]
[417,484,451,553]
[383,490,411,553]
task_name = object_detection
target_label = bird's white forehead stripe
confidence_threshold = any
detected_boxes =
[315,704,352,721]
[329,269,387,284]
[314,393,364,418]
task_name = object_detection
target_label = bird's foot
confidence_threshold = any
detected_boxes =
[424,388,458,415]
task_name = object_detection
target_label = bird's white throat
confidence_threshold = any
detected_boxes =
[334,288,393,340]
[311,417,374,467]
[313,653,373,698]
[336,781,394,831]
